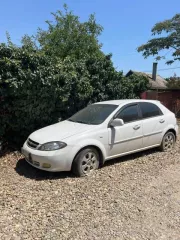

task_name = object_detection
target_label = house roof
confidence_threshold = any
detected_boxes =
[126,70,167,89]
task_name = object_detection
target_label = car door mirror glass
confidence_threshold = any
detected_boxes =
[110,118,124,127]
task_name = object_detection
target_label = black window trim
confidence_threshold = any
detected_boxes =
[108,103,141,127]
[108,101,164,128]
[138,102,163,120]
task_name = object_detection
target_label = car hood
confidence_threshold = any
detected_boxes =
[29,120,96,144]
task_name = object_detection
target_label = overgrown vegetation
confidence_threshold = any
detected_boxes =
[0,5,148,148]
[166,74,180,89]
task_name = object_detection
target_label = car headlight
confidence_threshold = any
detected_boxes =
[38,141,67,151]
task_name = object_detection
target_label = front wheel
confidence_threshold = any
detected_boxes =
[72,148,99,177]
[160,132,175,152]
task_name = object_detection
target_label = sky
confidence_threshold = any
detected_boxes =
[0,0,180,77]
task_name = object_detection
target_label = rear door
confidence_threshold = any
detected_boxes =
[139,102,167,148]
[108,104,143,157]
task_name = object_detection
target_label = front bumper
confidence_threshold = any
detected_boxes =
[21,142,73,172]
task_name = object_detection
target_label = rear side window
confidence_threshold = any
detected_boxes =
[116,105,139,123]
[139,102,162,119]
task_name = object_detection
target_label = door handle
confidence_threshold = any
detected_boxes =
[133,125,140,130]
[159,119,165,123]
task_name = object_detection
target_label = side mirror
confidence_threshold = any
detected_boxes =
[110,118,124,127]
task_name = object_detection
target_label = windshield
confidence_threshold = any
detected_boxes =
[68,104,118,125]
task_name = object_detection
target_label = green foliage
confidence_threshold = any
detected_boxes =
[0,5,149,148]
[166,75,180,89]
[138,14,180,64]
[37,4,103,59]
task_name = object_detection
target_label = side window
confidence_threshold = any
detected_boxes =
[116,105,139,123]
[139,102,162,119]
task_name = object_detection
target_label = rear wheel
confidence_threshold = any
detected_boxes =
[72,148,99,177]
[160,132,175,152]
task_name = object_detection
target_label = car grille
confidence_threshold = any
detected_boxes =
[27,138,39,149]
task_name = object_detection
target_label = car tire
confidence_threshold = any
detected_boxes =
[160,131,175,152]
[72,147,100,177]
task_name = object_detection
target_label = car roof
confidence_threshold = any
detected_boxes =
[94,99,160,106]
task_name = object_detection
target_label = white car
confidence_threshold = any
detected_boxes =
[22,100,178,177]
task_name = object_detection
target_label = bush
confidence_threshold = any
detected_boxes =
[0,7,149,149]
[0,44,148,148]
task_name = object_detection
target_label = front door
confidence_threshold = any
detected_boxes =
[108,104,143,157]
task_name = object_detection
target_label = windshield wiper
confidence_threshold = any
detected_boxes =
[68,118,75,122]
[68,119,86,124]
[68,119,93,124]
[75,120,87,124]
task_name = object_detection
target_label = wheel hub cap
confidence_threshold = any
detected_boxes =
[81,152,98,175]
[164,133,174,151]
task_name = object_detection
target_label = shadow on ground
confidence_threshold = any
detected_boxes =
[103,148,159,168]
[15,158,74,180]
[15,148,159,180]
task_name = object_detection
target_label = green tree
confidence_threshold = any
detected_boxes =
[37,4,103,59]
[21,34,37,50]
[138,14,180,64]
[166,74,180,89]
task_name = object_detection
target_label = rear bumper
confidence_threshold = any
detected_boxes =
[21,142,73,172]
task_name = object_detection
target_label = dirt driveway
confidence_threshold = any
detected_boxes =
[0,138,180,240]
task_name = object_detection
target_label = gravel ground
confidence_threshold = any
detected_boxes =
[0,139,180,240]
